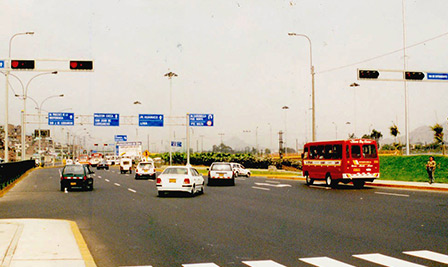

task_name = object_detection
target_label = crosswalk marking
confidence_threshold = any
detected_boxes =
[299,256,356,267]
[242,260,287,267]
[353,253,426,267]
[182,263,219,267]
[404,250,448,264]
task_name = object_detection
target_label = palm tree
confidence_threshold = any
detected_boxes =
[431,123,445,155]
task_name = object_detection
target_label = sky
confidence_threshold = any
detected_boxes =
[1,0,448,153]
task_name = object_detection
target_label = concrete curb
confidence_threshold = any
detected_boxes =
[70,221,97,267]
[263,175,448,192]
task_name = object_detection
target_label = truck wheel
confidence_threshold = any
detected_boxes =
[305,174,314,185]
[326,174,338,188]
[353,180,365,189]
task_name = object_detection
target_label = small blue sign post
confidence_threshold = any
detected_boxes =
[114,135,127,142]
[171,141,182,147]
[427,73,448,80]
[94,113,119,126]
[48,112,74,126]
[189,114,214,127]
[139,114,164,127]
[0,60,4,69]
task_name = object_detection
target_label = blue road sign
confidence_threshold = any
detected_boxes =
[171,141,182,147]
[139,114,164,127]
[114,135,127,142]
[94,113,119,126]
[0,60,4,69]
[48,112,74,126]
[427,73,448,80]
[189,113,214,127]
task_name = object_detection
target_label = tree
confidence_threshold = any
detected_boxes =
[431,123,445,155]
[362,129,383,146]
[348,133,356,139]
[389,124,400,141]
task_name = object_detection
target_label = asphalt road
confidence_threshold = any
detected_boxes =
[0,167,447,267]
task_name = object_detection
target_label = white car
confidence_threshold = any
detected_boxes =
[230,162,251,177]
[156,166,204,197]
[208,162,235,185]
[135,161,156,179]
[65,159,74,165]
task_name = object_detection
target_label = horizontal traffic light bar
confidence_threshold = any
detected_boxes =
[1,59,94,72]
[357,69,448,82]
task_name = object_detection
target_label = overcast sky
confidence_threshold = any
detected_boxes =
[2,0,448,152]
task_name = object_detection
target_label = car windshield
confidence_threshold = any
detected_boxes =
[63,165,85,175]
[163,167,188,175]
[211,164,232,171]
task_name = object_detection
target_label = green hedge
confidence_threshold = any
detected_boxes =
[156,152,301,170]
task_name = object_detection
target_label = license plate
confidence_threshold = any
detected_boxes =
[70,182,76,185]
[219,173,224,177]
[169,179,176,183]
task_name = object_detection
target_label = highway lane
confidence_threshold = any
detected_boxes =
[0,167,447,266]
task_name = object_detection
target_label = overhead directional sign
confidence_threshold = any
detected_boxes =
[48,112,74,126]
[94,113,119,126]
[171,141,182,147]
[139,114,164,127]
[427,73,448,80]
[0,60,4,69]
[189,114,214,127]
[114,135,127,142]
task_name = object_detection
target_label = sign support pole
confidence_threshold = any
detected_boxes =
[186,114,190,166]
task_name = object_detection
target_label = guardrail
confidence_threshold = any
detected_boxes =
[0,160,35,190]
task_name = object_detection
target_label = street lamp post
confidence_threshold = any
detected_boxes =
[164,71,177,165]
[288,32,316,141]
[20,71,58,160]
[4,32,34,162]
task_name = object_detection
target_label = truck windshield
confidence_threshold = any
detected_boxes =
[363,144,377,158]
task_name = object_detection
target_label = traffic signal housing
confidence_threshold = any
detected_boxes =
[69,60,93,70]
[358,70,379,79]
[405,71,425,80]
[11,60,35,70]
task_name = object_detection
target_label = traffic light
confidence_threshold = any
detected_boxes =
[405,71,425,80]
[11,60,35,70]
[358,70,379,79]
[69,60,93,70]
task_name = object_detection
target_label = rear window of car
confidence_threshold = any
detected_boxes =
[163,167,188,175]
[211,164,232,171]
[139,162,153,167]
[63,165,85,175]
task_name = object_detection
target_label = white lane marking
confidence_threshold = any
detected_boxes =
[148,180,154,182]
[375,192,410,197]
[182,263,220,267]
[125,174,130,177]
[254,182,292,188]
[265,180,280,184]
[300,257,356,267]
[98,176,102,178]
[128,188,137,193]
[114,183,121,187]
[243,260,287,267]
[404,250,448,264]
[252,186,270,191]
[105,179,110,182]
[354,253,426,266]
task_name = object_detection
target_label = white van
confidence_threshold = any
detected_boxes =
[120,158,133,174]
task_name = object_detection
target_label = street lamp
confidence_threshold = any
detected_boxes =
[282,106,289,153]
[4,31,34,162]
[288,32,316,141]
[25,94,64,160]
[164,71,177,165]
[20,71,58,159]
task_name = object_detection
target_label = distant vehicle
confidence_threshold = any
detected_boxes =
[120,158,133,174]
[96,160,109,170]
[89,153,103,167]
[65,159,74,165]
[208,162,235,185]
[230,162,251,177]
[60,164,94,191]
[302,139,380,188]
[156,166,204,197]
[135,160,156,179]
[78,154,90,165]
[105,155,118,165]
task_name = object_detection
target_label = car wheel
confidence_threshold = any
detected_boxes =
[246,172,251,178]
[200,183,205,194]
[60,184,65,191]
[230,178,235,186]
[158,191,164,197]
[190,185,196,196]
[305,174,314,185]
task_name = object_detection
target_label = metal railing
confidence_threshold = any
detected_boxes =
[0,160,35,190]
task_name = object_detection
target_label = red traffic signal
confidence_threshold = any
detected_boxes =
[358,70,379,79]
[94,144,98,146]
[69,60,93,70]
[11,60,35,70]
[405,71,425,80]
